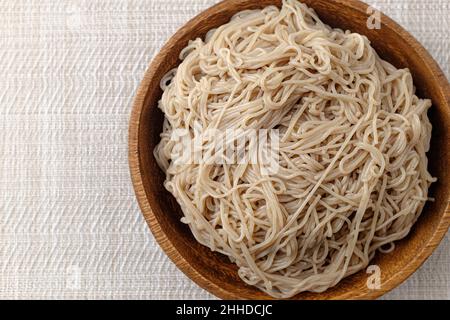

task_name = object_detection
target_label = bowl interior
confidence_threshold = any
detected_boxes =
[131,0,450,299]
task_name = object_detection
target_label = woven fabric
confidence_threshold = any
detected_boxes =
[0,0,448,300]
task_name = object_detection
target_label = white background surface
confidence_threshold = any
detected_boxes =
[0,0,448,299]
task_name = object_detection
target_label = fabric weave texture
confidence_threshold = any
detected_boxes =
[0,0,448,299]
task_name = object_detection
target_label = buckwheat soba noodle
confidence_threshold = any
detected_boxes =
[154,0,435,298]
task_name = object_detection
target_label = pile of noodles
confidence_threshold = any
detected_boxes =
[154,0,435,298]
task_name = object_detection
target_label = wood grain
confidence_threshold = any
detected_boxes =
[129,0,450,299]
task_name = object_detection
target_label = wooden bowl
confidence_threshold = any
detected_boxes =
[129,0,450,299]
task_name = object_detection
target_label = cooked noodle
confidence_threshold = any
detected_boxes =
[154,0,435,298]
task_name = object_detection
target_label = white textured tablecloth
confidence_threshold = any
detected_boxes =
[0,0,448,300]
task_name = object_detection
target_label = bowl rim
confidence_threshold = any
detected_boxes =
[129,0,450,299]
